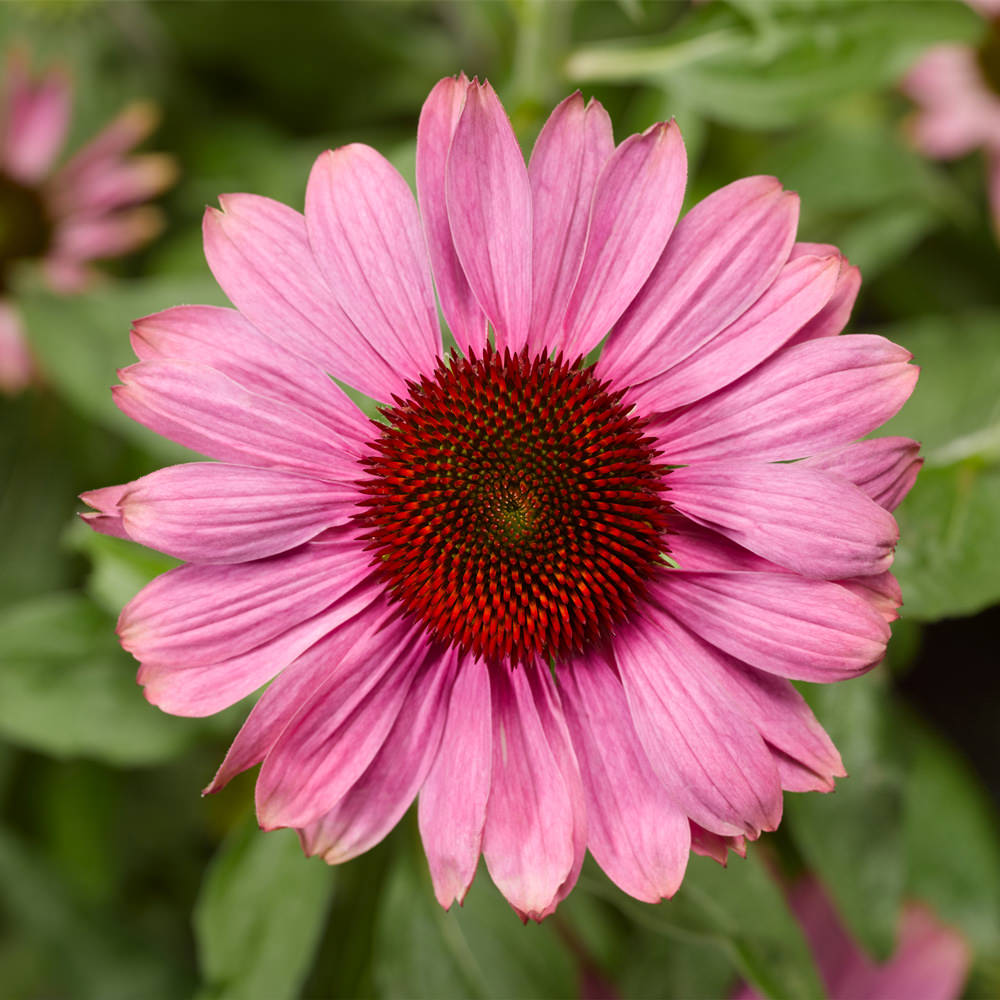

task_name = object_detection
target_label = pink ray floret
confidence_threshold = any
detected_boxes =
[82,75,920,921]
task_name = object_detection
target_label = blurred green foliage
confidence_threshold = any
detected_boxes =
[1,1,998,998]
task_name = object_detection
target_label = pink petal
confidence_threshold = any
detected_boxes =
[53,207,162,260]
[202,194,405,402]
[416,74,487,356]
[130,305,372,449]
[104,462,359,564]
[838,571,903,625]
[785,247,861,345]
[54,100,158,183]
[651,335,918,463]
[305,145,440,379]
[599,176,798,388]
[1,57,70,182]
[627,250,840,412]
[667,460,899,579]
[418,656,492,908]
[139,582,381,718]
[802,437,923,512]
[256,619,428,830]
[206,595,392,789]
[689,822,746,865]
[526,92,614,353]
[0,299,34,394]
[113,360,360,480]
[482,665,579,921]
[614,612,782,838]
[299,647,458,865]
[119,532,372,668]
[651,570,890,682]
[51,153,176,216]
[561,652,690,902]
[559,120,687,359]
[445,79,532,352]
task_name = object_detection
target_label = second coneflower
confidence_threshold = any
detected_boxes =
[83,76,919,921]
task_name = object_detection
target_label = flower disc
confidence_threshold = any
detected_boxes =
[356,346,670,665]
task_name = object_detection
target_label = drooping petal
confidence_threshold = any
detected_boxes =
[305,144,441,375]
[626,251,840,412]
[1,58,70,182]
[256,619,428,830]
[667,460,899,579]
[202,194,405,402]
[526,92,614,353]
[614,612,783,838]
[113,360,359,481]
[559,119,687,359]
[599,175,799,388]
[300,646,458,865]
[445,79,532,352]
[418,656,492,908]
[119,532,372,668]
[802,437,922,512]
[651,335,917,463]
[129,305,372,449]
[105,463,359,564]
[561,652,690,902]
[651,570,890,682]
[416,74,487,355]
[481,664,578,921]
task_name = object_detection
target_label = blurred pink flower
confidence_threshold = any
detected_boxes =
[0,49,174,392]
[736,877,970,1000]
[902,2,1000,234]
[83,76,919,921]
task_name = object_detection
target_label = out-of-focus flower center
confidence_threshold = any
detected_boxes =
[0,171,52,285]
[977,17,1000,96]
[355,345,670,667]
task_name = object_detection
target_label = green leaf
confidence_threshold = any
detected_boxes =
[374,849,578,1000]
[585,849,825,999]
[901,714,1000,956]
[785,670,905,960]
[0,592,196,765]
[878,312,1000,619]
[194,817,334,1000]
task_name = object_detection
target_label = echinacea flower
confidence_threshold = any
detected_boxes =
[82,76,919,921]
[735,877,970,1000]
[0,49,174,392]
[902,0,1000,235]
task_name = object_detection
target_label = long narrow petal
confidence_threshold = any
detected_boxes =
[202,194,404,402]
[256,619,428,830]
[418,656,492,908]
[119,532,372,667]
[559,120,686,359]
[139,582,381,717]
[599,176,798,387]
[416,75,487,355]
[299,647,459,865]
[446,80,532,352]
[651,571,890,682]
[105,463,359,564]
[114,360,359,481]
[482,665,577,921]
[628,251,839,412]
[526,93,614,353]
[130,305,372,449]
[0,299,33,393]
[667,460,899,579]
[650,335,917,463]
[802,437,922,512]
[785,245,861,345]
[561,653,690,902]
[1,60,70,182]
[305,145,440,376]
[614,613,782,838]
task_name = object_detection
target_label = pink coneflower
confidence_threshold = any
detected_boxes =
[82,76,919,921]
[735,877,970,1000]
[902,1,1000,234]
[0,49,174,392]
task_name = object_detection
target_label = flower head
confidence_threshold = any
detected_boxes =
[902,1,1000,235]
[0,48,175,392]
[83,76,919,921]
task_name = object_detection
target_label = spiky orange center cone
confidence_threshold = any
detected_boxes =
[356,345,671,666]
